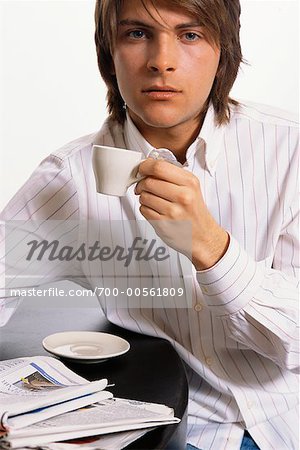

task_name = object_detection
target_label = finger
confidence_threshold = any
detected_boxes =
[139,204,161,221]
[139,190,173,215]
[135,178,182,201]
[138,159,193,186]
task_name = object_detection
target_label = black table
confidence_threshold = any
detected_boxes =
[0,298,188,449]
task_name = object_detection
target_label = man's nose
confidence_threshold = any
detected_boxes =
[146,36,177,73]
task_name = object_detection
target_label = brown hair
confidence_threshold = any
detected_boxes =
[94,0,243,126]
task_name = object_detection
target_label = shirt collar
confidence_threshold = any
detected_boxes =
[123,112,153,157]
[124,104,225,175]
[198,103,226,175]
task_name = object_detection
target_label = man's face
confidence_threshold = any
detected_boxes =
[112,0,220,133]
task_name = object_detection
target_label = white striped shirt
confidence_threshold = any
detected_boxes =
[0,101,299,449]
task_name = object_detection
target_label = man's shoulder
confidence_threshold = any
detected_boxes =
[50,132,96,162]
[229,100,299,129]
[49,119,119,163]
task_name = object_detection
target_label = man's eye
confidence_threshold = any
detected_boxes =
[182,32,201,41]
[128,30,146,39]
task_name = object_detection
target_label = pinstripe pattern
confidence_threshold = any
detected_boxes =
[0,101,299,449]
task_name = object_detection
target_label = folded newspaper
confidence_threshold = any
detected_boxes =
[0,357,180,449]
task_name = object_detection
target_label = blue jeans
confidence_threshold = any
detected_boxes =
[240,432,260,450]
[186,431,260,450]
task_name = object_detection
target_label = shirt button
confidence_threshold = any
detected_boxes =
[205,357,213,366]
[194,303,203,312]
[247,401,253,409]
[153,151,160,158]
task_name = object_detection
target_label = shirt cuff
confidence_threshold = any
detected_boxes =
[196,234,266,317]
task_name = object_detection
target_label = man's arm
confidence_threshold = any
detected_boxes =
[135,159,299,372]
[0,154,85,326]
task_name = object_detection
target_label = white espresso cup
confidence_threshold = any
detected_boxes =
[92,145,144,196]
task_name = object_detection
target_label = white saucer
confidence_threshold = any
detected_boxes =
[42,331,130,363]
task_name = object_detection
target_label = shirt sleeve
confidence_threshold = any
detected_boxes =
[196,192,299,372]
[0,154,89,326]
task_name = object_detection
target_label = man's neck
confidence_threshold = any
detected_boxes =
[128,111,206,165]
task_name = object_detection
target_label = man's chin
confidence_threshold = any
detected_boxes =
[128,104,196,131]
[136,111,185,130]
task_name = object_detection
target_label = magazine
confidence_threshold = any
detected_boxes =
[1,398,179,449]
[34,429,151,450]
[0,357,180,449]
[0,356,112,431]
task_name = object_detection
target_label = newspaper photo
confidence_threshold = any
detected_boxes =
[0,357,111,430]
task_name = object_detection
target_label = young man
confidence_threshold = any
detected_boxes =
[1,1,299,449]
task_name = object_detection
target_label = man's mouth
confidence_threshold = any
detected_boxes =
[143,85,181,93]
[142,86,182,100]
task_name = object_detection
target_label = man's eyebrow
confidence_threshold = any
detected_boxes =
[175,22,203,30]
[118,19,154,28]
[118,19,203,30]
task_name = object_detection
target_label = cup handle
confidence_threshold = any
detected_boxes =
[127,159,146,188]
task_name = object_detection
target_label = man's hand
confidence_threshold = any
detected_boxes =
[135,159,229,271]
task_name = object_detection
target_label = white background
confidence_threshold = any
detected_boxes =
[0,0,299,210]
